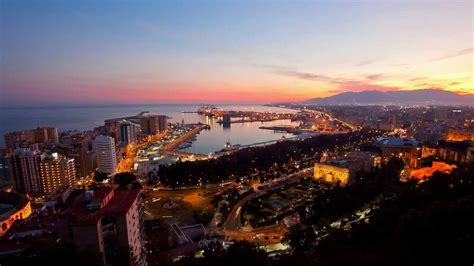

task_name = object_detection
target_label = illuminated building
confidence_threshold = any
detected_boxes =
[57,131,97,180]
[422,141,474,164]
[409,161,457,181]
[314,152,377,186]
[443,129,474,142]
[421,146,437,158]
[38,153,76,196]
[4,127,59,151]
[376,137,420,168]
[93,135,117,175]
[58,188,145,265]
[11,149,76,196]
[105,113,167,139]
[56,142,95,180]
[314,163,350,186]
[0,191,32,237]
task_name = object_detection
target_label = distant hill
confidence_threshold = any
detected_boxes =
[305,89,474,106]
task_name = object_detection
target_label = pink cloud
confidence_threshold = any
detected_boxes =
[272,70,333,82]
[430,47,474,61]
[271,68,399,93]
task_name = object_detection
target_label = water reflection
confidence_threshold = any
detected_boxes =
[182,119,298,154]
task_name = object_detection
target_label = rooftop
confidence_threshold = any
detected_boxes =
[377,137,418,147]
[62,187,141,223]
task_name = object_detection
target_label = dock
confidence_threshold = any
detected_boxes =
[259,126,302,134]
[162,123,210,158]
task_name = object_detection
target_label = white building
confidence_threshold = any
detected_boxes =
[93,135,117,175]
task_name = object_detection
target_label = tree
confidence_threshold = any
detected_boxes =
[1,239,103,266]
[223,241,268,266]
[283,224,316,251]
[114,172,142,189]
[94,171,109,182]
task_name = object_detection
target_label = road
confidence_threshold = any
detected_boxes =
[116,131,168,173]
[299,108,358,131]
[222,191,264,231]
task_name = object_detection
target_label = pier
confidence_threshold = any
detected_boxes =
[162,123,210,159]
[217,118,284,124]
[259,126,302,134]
[197,108,299,124]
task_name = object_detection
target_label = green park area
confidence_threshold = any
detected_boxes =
[241,178,329,228]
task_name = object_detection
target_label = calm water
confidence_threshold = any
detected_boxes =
[0,104,298,153]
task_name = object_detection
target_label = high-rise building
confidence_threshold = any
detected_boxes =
[104,120,122,142]
[11,149,42,195]
[58,188,145,265]
[58,131,96,180]
[35,127,59,145]
[93,135,117,175]
[39,153,76,196]
[11,149,76,196]
[120,122,140,144]
[140,115,167,135]
[157,115,168,133]
[4,127,59,151]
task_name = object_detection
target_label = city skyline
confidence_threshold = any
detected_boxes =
[1,0,473,106]
[0,2,473,265]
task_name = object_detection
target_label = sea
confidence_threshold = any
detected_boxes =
[0,104,299,154]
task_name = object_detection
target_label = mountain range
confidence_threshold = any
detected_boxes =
[305,89,474,106]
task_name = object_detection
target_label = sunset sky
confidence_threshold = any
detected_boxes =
[1,0,473,106]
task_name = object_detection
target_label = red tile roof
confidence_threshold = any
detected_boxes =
[63,188,140,223]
